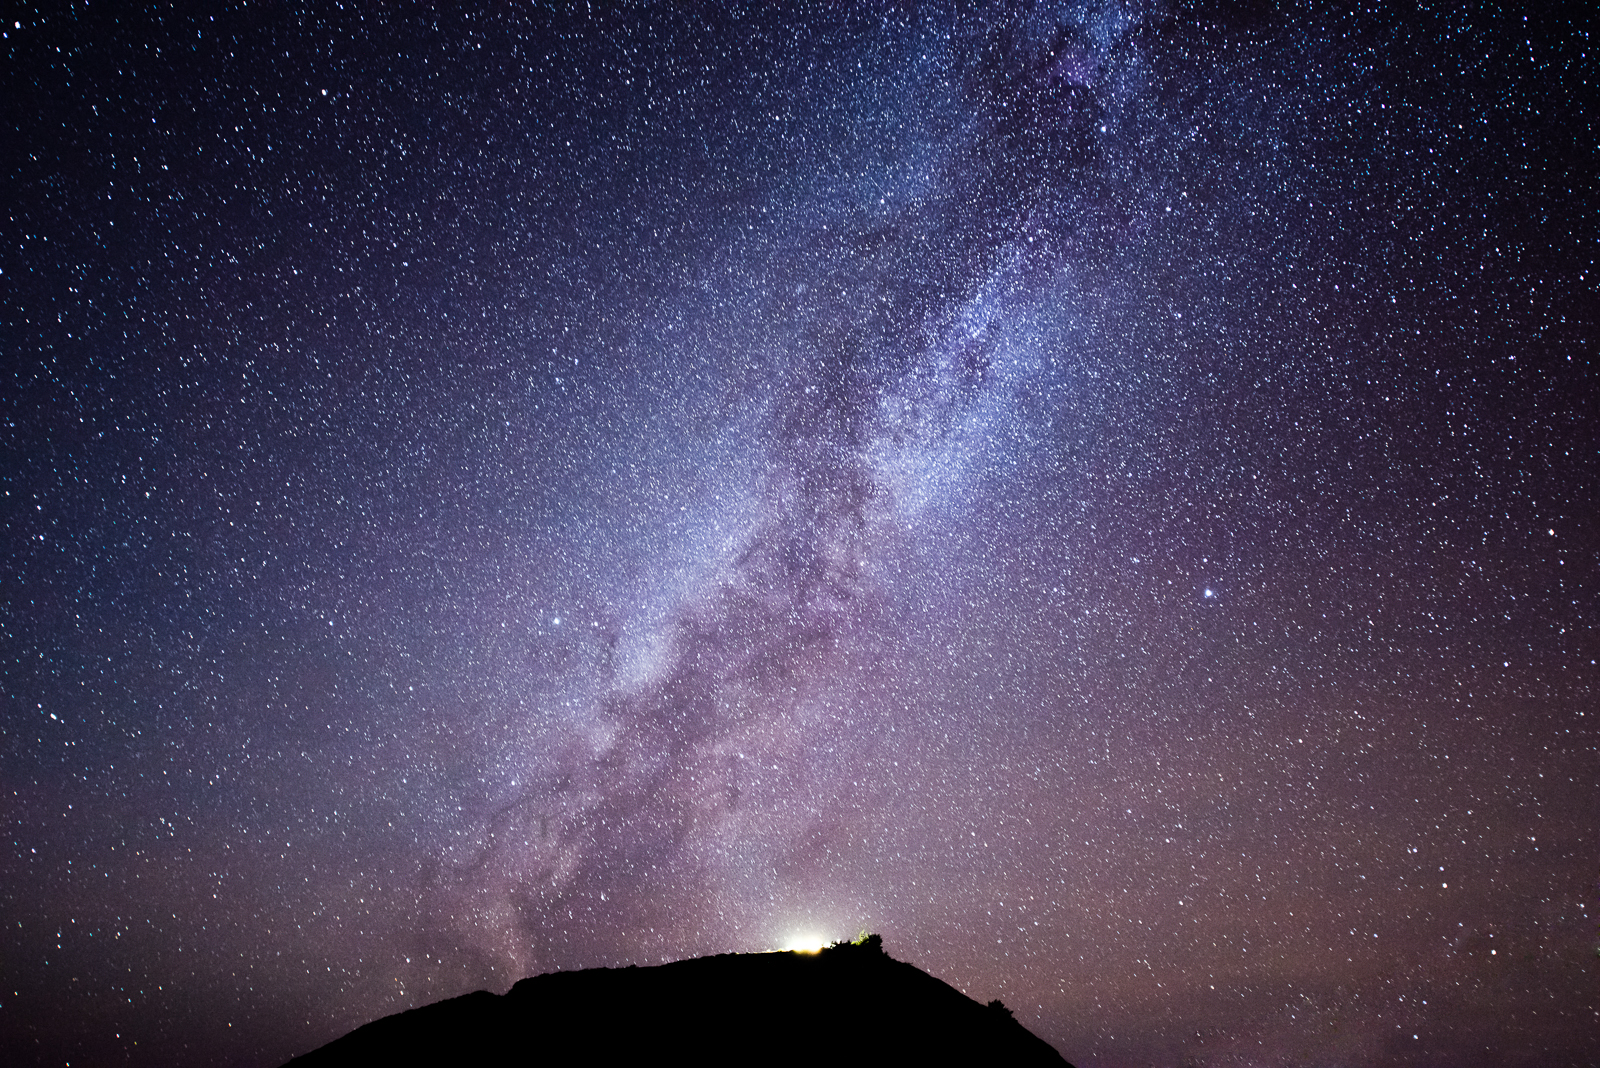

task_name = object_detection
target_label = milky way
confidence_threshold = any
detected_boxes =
[5,4,1596,1066]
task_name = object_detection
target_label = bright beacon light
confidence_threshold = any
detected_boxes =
[781,933,828,953]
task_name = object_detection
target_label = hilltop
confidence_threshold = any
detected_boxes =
[285,935,1071,1066]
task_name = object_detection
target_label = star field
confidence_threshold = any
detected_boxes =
[4,3,1596,1066]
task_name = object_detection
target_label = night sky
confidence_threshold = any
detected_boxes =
[5,3,1596,1066]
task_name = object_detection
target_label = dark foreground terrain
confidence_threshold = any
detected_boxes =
[285,937,1070,1066]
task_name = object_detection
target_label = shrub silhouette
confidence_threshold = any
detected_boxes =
[826,931,885,954]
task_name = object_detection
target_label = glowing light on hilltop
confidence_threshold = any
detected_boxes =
[780,933,830,953]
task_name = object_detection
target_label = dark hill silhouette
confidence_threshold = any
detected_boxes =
[284,935,1072,1066]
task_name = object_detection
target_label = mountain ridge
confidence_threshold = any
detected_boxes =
[284,936,1072,1066]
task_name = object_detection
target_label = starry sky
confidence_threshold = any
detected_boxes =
[4,2,1596,1065]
